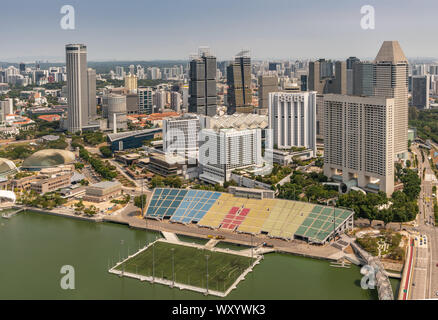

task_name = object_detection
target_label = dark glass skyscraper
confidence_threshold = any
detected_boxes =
[226,52,253,114]
[188,50,217,116]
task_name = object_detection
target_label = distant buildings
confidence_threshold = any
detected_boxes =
[323,94,395,195]
[308,59,347,95]
[411,75,430,109]
[227,52,253,114]
[188,48,217,116]
[268,91,317,155]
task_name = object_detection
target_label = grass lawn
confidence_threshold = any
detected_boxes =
[114,241,255,292]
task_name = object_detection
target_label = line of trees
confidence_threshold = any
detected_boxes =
[337,168,421,226]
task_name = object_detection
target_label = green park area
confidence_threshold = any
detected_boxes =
[114,241,255,292]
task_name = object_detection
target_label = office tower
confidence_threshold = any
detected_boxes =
[87,68,96,119]
[181,85,189,111]
[163,114,200,163]
[315,94,324,141]
[0,98,13,123]
[411,75,430,109]
[19,63,26,73]
[126,93,139,114]
[353,62,374,96]
[129,65,135,75]
[170,91,182,112]
[269,62,279,72]
[308,59,346,94]
[268,92,317,155]
[115,66,124,79]
[227,51,253,114]
[138,87,153,114]
[66,44,88,133]
[323,94,395,195]
[346,57,360,70]
[258,74,278,110]
[199,128,262,185]
[124,73,138,92]
[188,48,217,116]
[373,41,409,158]
[154,90,167,113]
[300,75,308,91]
[103,94,127,131]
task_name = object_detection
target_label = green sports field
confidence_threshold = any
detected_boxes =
[114,241,255,292]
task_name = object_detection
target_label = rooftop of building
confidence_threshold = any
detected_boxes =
[89,180,122,189]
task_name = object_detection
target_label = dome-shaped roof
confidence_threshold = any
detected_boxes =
[22,149,75,169]
[0,158,17,176]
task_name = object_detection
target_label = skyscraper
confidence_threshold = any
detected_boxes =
[124,73,138,93]
[188,48,217,116]
[268,91,317,155]
[308,59,346,95]
[227,51,253,114]
[323,94,395,195]
[66,44,88,133]
[258,74,278,110]
[411,75,430,109]
[138,87,153,114]
[87,68,97,119]
[352,62,374,96]
[373,41,409,158]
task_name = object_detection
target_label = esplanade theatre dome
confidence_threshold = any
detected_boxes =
[0,158,18,178]
[21,149,75,170]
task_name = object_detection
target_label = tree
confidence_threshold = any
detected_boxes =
[99,146,112,158]
[150,176,164,188]
[134,194,148,214]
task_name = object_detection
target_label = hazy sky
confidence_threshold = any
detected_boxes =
[1,0,437,62]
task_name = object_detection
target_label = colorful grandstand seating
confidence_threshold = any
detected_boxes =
[144,188,354,243]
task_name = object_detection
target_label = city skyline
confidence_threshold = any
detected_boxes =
[1,0,438,62]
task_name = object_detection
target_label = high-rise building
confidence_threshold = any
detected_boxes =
[268,91,317,155]
[163,114,200,163]
[170,91,182,112]
[258,74,278,110]
[373,41,409,158]
[308,59,346,95]
[87,68,97,119]
[411,75,430,109]
[323,94,395,195]
[19,63,26,73]
[346,57,360,70]
[352,62,374,96]
[188,49,217,116]
[227,52,253,114]
[103,93,127,131]
[66,44,88,133]
[0,98,13,123]
[138,87,153,114]
[124,73,138,93]
[199,128,262,185]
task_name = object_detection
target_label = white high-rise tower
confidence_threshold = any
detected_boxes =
[66,44,88,133]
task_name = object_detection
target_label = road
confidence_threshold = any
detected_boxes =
[411,143,438,299]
